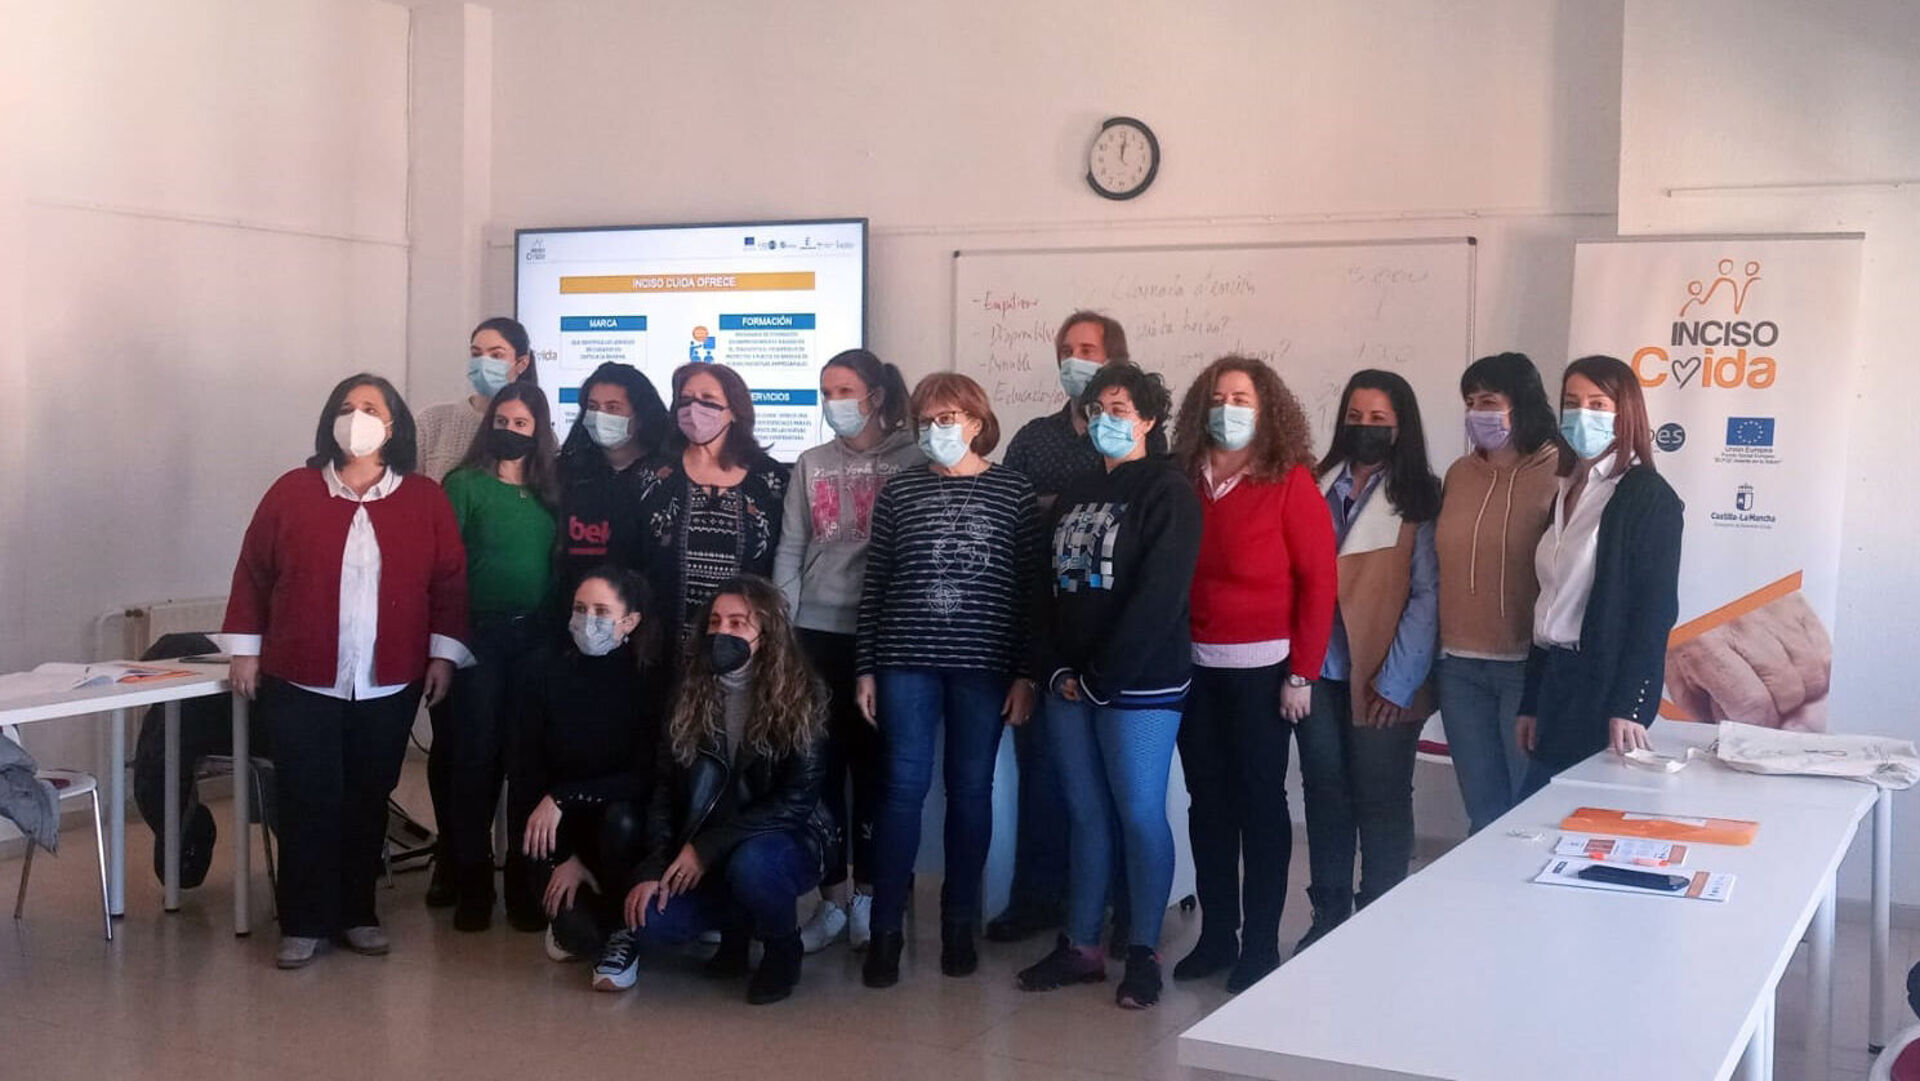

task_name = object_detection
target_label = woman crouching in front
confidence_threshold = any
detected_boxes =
[617,575,832,1005]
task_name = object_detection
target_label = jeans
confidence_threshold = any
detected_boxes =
[1047,693,1181,951]
[632,830,820,944]
[869,667,1009,933]
[1435,655,1529,834]
[1295,679,1421,913]
[542,800,650,955]
[1177,664,1291,958]
[800,629,881,888]
[259,678,421,938]
[1002,696,1070,915]
[442,613,544,884]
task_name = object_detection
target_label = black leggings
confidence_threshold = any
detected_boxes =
[800,628,880,888]
[541,800,649,954]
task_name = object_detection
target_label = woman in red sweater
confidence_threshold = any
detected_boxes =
[1170,356,1337,992]
[222,373,470,969]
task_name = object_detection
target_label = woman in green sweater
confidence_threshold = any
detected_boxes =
[439,382,562,931]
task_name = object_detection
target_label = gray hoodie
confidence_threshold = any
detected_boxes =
[775,428,926,634]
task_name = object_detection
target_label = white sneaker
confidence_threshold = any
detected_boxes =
[592,929,640,991]
[698,929,723,945]
[848,892,874,951]
[546,926,581,963]
[276,935,327,969]
[341,925,389,956]
[799,899,847,954]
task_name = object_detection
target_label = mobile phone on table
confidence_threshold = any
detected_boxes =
[1577,865,1690,892]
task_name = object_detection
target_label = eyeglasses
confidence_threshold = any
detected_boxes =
[1083,402,1140,422]
[916,410,969,429]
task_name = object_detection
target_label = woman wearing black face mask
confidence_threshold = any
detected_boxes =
[437,383,563,931]
[1293,370,1441,954]
[617,575,832,1006]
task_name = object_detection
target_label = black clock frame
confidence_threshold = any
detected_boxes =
[1085,115,1160,201]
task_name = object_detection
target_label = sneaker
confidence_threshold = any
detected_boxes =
[546,926,581,963]
[698,929,723,945]
[1016,935,1107,992]
[847,892,874,951]
[276,935,327,969]
[341,925,390,956]
[799,899,847,954]
[591,929,640,991]
[1116,946,1162,1009]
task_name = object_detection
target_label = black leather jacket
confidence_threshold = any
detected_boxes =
[633,706,833,886]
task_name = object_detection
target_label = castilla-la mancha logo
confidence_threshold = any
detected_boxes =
[1634,258,1779,391]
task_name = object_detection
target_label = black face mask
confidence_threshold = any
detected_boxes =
[709,633,753,675]
[487,427,536,462]
[1345,424,1396,466]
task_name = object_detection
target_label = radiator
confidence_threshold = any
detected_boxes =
[95,596,228,661]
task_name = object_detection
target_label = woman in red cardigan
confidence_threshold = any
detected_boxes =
[1170,356,1337,993]
[222,373,470,969]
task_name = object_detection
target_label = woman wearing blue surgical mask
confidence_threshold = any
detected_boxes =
[773,349,923,954]
[553,362,671,636]
[511,567,666,984]
[855,372,1040,990]
[1018,362,1201,1011]
[1433,353,1565,836]
[1163,356,1335,993]
[416,317,541,483]
[1515,356,1682,795]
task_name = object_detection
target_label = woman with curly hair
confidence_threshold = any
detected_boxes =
[1164,356,1338,992]
[609,575,833,1005]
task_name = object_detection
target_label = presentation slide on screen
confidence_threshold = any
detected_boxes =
[516,219,867,461]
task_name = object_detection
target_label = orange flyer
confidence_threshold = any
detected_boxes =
[1559,807,1758,846]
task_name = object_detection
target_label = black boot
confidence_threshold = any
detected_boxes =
[1292,887,1352,956]
[747,932,803,1004]
[940,922,978,978]
[1172,930,1239,981]
[451,862,495,933]
[503,855,545,932]
[704,929,751,979]
[863,929,904,988]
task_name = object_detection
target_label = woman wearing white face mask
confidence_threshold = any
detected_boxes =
[554,362,671,613]
[1163,356,1335,993]
[633,363,790,645]
[416,317,541,483]
[773,349,923,953]
[855,372,1040,989]
[1515,355,1682,795]
[220,373,472,969]
[509,567,666,982]
[1434,353,1564,835]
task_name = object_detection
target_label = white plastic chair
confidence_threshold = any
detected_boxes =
[1870,1023,1920,1080]
[5,724,112,940]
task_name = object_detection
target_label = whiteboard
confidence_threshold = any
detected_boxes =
[952,238,1477,458]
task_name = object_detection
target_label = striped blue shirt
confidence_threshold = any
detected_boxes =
[855,465,1039,675]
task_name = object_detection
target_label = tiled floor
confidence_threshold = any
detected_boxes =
[0,757,1910,1080]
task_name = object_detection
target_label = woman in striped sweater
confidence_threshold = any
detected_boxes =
[854,372,1040,989]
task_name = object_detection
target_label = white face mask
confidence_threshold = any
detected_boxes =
[582,409,632,449]
[333,409,389,459]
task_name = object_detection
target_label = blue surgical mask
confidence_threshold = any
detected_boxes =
[1059,358,1102,400]
[467,355,512,398]
[568,613,625,657]
[1560,407,1616,460]
[1089,413,1138,460]
[582,409,632,449]
[919,422,970,468]
[823,398,869,439]
[1207,404,1256,451]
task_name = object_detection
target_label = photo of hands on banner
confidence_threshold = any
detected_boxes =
[1664,588,1833,732]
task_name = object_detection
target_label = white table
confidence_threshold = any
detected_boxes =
[1179,765,1875,1081]
[1554,723,1899,1051]
[0,663,256,934]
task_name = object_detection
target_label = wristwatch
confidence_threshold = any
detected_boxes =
[1285,674,1312,688]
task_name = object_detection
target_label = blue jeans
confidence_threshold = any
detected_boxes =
[1435,655,1529,834]
[1046,693,1181,951]
[632,831,820,944]
[870,667,1010,933]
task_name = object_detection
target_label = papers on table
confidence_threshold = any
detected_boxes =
[1560,806,1760,846]
[1554,834,1690,868]
[0,662,195,702]
[1534,856,1736,902]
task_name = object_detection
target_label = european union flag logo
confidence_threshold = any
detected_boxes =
[1726,417,1775,447]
